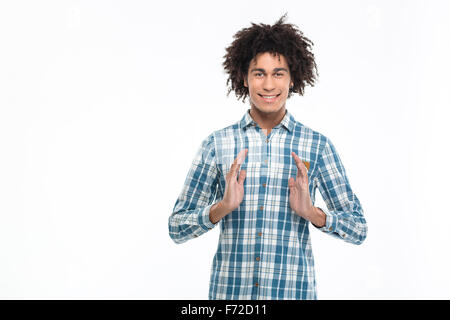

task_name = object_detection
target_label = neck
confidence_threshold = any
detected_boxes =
[249,105,286,130]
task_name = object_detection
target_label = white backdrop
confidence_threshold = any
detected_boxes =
[1,0,449,299]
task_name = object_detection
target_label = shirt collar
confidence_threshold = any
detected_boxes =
[240,108,295,133]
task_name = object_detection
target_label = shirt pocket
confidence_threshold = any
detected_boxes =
[274,162,315,190]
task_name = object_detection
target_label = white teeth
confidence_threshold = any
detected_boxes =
[262,95,277,98]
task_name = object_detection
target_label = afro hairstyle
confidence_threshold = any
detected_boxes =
[223,13,319,103]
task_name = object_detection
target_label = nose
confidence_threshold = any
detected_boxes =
[262,76,275,92]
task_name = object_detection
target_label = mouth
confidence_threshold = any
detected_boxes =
[258,93,280,103]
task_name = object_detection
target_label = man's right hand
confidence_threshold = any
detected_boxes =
[222,148,248,211]
[209,149,248,224]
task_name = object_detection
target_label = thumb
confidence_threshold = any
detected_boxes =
[288,177,294,188]
[238,169,246,185]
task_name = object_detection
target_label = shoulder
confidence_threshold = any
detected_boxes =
[202,119,243,147]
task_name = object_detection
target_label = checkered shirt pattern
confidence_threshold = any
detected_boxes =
[169,108,367,300]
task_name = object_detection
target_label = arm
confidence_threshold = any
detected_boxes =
[209,200,232,224]
[313,137,368,245]
[168,134,221,244]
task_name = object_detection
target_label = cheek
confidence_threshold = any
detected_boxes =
[279,87,289,97]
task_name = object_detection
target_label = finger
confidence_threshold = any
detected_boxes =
[291,152,304,178]
[288,177,295,188]
[299,162,309,184]
[291,152,302,169]
[236,149,248,176]
[236,148,247,165]
[230,150,242,173]
[299,160,307,180]
[238,169,246,185]
[293,152,308,173]
[233,149,247,177]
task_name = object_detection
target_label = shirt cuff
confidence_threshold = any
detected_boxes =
[198,203,217,231]
[314,206,338,233]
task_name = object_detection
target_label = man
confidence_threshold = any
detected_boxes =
[169,13,367,300]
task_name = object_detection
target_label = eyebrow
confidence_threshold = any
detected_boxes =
[250,68,289,73]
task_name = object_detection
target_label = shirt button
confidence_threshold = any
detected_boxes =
[256,257,260,261]
[264,159,268,164]
[328,227,333,231]
[259,206,263,211]
[255,282,259,287]
[266,139,269,143]
[342,233,346,237]
[258,232,262,237]
[262,183,266,187]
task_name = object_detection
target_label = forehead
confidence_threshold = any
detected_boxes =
[249,52,289,68]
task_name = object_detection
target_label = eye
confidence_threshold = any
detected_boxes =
[275,73,284,77]
[255,72,263,77]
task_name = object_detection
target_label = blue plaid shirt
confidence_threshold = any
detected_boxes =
[169,109,367,300]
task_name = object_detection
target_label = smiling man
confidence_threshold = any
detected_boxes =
[169,13,367,300]
[244,54,292,137]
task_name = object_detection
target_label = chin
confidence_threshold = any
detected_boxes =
[252,102,284,113]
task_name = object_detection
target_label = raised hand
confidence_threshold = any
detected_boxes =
[221,149,248,212]
[288,152,315,220]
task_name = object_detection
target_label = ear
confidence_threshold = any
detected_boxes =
[243,76,248,88]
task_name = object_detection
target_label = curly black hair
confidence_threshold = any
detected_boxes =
[223,13,319,103]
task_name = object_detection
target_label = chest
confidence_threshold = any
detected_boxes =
[215,130,320,189]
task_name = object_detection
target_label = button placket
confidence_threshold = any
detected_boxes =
[253,130,269,299]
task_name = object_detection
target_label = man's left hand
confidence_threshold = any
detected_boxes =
[288,152,316,221]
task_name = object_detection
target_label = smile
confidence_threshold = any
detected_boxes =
[258,93,280,103]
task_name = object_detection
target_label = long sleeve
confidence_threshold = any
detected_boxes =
[168,133,221,244]
[313,137,367,245]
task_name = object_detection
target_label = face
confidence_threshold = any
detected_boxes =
[243,52,293,114]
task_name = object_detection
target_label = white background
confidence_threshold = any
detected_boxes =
[0,0,449,299]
